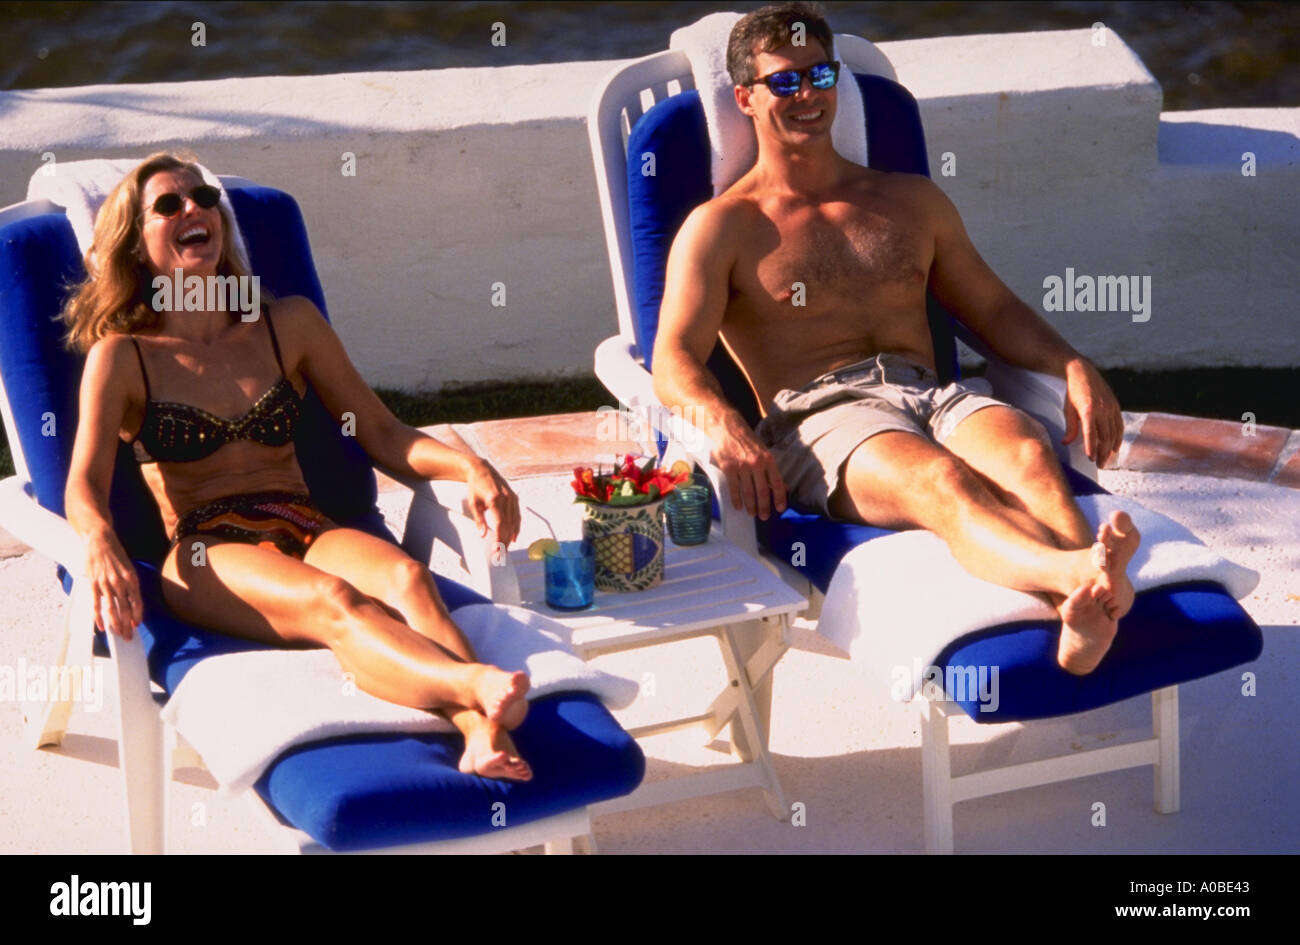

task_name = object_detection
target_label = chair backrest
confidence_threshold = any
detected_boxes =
[589,46,960,427]
[0,183,384,567]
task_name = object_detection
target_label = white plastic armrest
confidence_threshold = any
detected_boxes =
[594,335,656,409]
[593,334,758,555]
[0,479,159,700]
[0,476,90,566]
[105,604,166,854]
[388,473,521,605]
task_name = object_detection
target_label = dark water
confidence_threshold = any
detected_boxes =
[1,1,1297,111]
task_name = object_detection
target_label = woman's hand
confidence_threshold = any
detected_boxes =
[464,459,521,547]
[85,526,143,640]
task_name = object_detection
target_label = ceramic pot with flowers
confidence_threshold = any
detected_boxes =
[571,455,691,591]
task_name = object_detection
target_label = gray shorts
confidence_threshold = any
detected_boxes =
[755,353,1009,517]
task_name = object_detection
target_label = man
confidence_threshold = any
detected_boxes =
[651,2,1140,675]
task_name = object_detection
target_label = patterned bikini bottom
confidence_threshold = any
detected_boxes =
[171,490,340,560]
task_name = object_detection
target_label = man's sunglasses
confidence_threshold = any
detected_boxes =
[146,184,221,218]
[751,61,840,97]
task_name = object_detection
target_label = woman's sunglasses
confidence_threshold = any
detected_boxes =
[146,184,221,218]
[751,61,841,97]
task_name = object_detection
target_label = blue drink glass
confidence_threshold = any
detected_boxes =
[544,539,595,610]
[665,483,712,545]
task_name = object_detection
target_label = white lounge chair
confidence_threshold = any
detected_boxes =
[585,36,1263,853]
[0,173,644,854]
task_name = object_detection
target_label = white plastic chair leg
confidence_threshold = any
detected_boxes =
[544,836,575,854]
[1152,685,1180,814]
[920,695,955,855]
[25,583,96,749]
[108,631,166,854]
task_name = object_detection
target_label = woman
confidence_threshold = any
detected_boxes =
[63,152,533,781]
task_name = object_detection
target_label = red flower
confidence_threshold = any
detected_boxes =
[570,457,695,506]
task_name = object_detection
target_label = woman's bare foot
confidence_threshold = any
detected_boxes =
[458,713,533,782]
[471,666,530,730]
[1057,582,1118,675]
[1094,511,1140,619]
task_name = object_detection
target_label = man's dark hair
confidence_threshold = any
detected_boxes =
[726,2,835,87]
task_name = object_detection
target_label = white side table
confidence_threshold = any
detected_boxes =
[507,536,808,820]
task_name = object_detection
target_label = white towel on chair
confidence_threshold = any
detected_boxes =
[669,12,868,195]
[159,603,640,794]
[817,494,1259,695]
[27,157,252,271]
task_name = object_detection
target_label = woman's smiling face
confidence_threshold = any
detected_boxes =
[137,168,224,278]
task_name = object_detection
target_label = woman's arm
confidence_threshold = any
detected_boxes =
[64,337,144,638]
[281,296,521,543]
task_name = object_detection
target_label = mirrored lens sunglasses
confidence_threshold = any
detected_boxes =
[753,61,840,97]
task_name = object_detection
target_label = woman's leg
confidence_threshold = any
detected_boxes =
[160,538,530,780]
[302,528,478,660]
[301,527,530,730]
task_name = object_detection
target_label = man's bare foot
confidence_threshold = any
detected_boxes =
[1057,582,1118,675]
[458,714,533,782]
[472,666,530,730]
[1094,511,1140,620]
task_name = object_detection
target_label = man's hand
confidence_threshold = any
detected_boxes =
[464,459,521,546]
[714,413,788,520]
[1062,357,1123,466]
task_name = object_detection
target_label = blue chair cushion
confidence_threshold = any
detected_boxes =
[130,560,643,851]
[0,211,93,519]
[256,691,643,851]
[935,580,1262,723]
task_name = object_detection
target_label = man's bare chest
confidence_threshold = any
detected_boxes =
[737,204,932,307]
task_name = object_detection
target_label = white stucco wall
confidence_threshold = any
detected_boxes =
[1,29,1296,388]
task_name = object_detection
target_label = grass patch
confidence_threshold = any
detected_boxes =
[372,376,616,427]
[2,369,1295,481]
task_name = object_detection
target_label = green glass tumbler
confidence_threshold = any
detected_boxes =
[665,483,711,545]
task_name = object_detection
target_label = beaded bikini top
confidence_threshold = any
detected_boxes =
[128,310,303,464]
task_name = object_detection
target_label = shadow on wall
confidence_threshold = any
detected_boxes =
[1157,121,1300,165]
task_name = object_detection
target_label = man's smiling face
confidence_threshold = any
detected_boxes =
[735,38,838,146]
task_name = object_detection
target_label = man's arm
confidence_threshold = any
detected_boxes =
[652,203,787,519]
[924,180,1123,464]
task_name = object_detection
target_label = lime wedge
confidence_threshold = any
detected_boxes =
[527,538,560,561]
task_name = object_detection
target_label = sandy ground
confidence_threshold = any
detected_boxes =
[1,465,1295,854]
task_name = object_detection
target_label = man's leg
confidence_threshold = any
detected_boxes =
[829,431,1121,674]
[940,406,1092,550]
[829,431,1100,598]
[940,405,1140,622]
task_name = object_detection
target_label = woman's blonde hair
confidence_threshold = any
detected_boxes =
[60,151,254,353]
